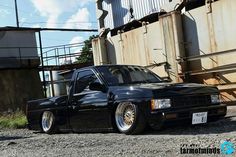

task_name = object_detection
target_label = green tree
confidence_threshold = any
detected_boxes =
[75,35,98,64]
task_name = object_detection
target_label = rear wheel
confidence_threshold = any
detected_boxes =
[115,102,146,135]
[41,111,56,134]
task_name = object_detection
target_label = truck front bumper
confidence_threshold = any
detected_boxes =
[147,104,227,129]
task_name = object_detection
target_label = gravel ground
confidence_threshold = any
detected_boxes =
[1,106,236,157]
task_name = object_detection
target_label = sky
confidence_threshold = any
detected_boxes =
[0,0,98,51]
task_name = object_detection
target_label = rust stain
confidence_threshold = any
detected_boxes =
[206,8,219,84]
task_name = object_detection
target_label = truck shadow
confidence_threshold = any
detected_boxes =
[0,136,29,142]
[145,116,236,135]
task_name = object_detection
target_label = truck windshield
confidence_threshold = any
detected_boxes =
[96,65,163,86]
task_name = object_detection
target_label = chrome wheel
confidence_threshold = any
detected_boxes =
[41,111,55,133]
[115,102,136,132]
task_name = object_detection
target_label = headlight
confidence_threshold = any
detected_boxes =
[211,94,220,104]
[151,99,171,110]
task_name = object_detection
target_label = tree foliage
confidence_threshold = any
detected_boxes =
[75,35,98,64]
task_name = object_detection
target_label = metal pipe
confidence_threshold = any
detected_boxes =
[18,47,22,66]
[40,28,98,32]
[44,79,71,84]
[43,52,87,59]
[64,46,67,63]
[180,64,236,76]
[0,27,98,32]
[38,31,47,97]
[69,47,72,63]
[55,49,58,66]
[49,70,55,97]
[177,48,236,62]
[42,42,84,49]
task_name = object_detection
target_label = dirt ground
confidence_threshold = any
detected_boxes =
[0,106,236,157]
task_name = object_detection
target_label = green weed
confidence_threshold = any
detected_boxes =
[0,111,27,129]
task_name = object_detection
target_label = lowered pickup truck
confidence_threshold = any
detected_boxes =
[27,65,227,135]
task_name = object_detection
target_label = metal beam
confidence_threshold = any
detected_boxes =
[40,28,98,32]
[179,64,236,76]
[177,48,236,62]
[39,62,93,71]
[0,27,98,32]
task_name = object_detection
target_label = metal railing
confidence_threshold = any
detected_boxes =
[42,42,85,67]
[177,48,236,76]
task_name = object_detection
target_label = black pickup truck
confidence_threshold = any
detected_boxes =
[27,65,227,135]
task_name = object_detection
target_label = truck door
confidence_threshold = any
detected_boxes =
[69,69,110,131]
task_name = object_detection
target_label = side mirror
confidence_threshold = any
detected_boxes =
[89,82,106,92]
[162,77,172,83]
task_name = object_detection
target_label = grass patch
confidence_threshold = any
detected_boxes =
[0,111,27,129]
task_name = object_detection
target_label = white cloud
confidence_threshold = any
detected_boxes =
[0,9,10,18]
[64,8,92,29]
[69,36,84,45]
[32,24,41,28]
[69,36,84,52]
[79,0,94,6]
[30,0,93,28]
[46,15,59,28]
[19,17,27,25]
[60,36,84,64]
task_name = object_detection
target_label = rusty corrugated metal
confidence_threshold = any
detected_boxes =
[102,1,114,29]
[102,0,168,29]
[96,20,170,78]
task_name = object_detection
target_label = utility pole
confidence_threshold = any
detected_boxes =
[14,0,19,27]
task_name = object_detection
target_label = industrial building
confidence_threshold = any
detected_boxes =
[0,28,43,112]
[0,27,94,112]
[93,0,236,105]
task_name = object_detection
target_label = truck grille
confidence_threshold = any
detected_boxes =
[171,95,211,107]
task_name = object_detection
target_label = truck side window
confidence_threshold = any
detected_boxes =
[75,70,100,94]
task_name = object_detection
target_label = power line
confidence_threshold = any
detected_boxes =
[22,21,97,24]
[0,27,98,32]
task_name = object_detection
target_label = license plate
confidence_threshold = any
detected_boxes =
[192,112,208,124]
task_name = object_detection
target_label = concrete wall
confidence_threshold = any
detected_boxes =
[0,69,43,112]
[0,31,38,58]
[0,30,40,69]
[0,30,43,112]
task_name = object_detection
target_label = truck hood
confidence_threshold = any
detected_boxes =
[139,83,218,97]
[109,83,218,99]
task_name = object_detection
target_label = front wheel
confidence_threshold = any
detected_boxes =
[41,111,56,134]
[115,102,146,135]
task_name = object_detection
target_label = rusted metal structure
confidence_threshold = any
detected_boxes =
[92,0,236,105]
[96,0,187,30]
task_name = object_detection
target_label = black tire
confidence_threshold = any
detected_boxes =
[41,111,56,134]
[115,102,146,135]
